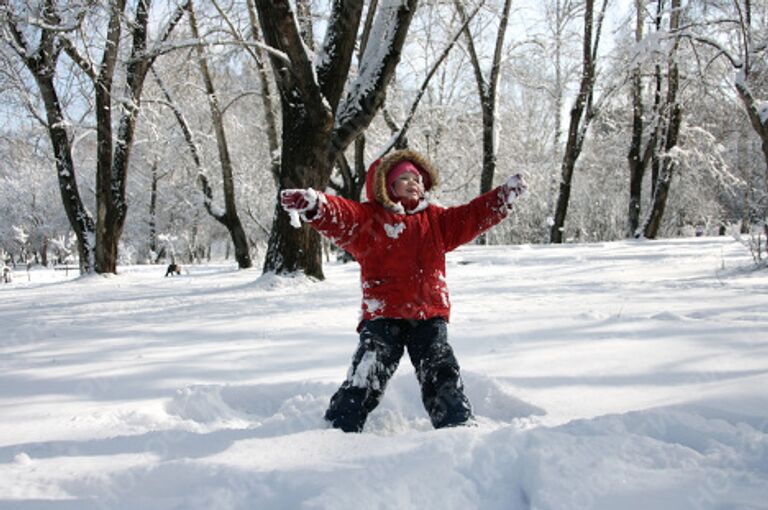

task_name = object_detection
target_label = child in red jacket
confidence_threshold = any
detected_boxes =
[281,149,527,432]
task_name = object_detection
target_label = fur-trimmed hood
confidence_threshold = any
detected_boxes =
[365,149,439,212]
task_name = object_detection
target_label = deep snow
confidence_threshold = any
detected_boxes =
[1,237,767,509]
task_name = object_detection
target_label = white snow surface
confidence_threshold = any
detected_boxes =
[1,237,767,509]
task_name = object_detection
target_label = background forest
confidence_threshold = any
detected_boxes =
[1,0,766,273]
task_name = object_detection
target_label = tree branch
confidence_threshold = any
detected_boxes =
[380,1,484,156]
[316,0,365,111]
[61,38,97,81]
[331,0,418,159]
[254,0,327,118]
[150,67,224,223]
[454,0,487,98]
[211,0,263,67]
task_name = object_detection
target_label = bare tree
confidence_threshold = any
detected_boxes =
[731,0,768,245]
[545,0,585,219]
[642,0,683,239]
[627,0,647,237]
[209,0,281,186]
[454,0,512,200]
[2,1,188,273]
[550,0,609,243]
[186,0,252,269]
[255,0,418,279]
[627,0,666,237]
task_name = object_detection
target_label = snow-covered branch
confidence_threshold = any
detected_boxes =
[254,0,327,118]
[142,38,290,65]
[315,0,365,111]
[331,0,418,157]
[61,37,97,81]
[678,33,743,69]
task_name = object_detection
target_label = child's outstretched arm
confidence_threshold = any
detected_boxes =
[439,173,528,252]
[280,189,369,253]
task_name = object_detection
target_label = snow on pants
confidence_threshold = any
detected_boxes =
[324,318,473,432]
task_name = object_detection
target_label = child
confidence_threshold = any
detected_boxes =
[280,149,527,432]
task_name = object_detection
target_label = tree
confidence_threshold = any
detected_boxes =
[185,0,252,269]
[454,0,513,201]
[642,0,683,239]
[255,0,418,279]
[729,0,768,245]
[544,0,585,221]
[550,0,610,243]
[0,131,65,265]
[2,1,188,273]
[662,0,767,241]
[626,0,674,238]
[627,0,648,237]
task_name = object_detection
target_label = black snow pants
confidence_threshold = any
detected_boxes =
[324,318,473,432]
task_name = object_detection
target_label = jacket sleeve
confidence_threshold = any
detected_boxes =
[307,193,369,254]
[438,186,510,252]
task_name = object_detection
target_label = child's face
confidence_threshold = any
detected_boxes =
[392,171,424,202]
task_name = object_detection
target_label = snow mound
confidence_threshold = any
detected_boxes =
[251,271,318,291]
[167,385,250,425]
[167,372,544,435]
[167,381,335,433]
[364,371,545,433]
[14,452,32,465]
[651,311,689,321]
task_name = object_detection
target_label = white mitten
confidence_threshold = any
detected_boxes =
[502,174,528,205]
[280,188,319,228]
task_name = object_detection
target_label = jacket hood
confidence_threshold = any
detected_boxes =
[365,149,439,212]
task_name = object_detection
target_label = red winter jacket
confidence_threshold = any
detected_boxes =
[308,149,510,328]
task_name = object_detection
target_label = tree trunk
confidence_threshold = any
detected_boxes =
[453,0,511,245]
[626,0,663,238]
[649,1,664,201]
[548,0,566,225]
[627,0,644,238]
[92,1,126,274]
[550,0,596,244]
[454,0,511,197]
[189,0,253,269]
[93,0,158,273]
[643,0,682,239]
[40,238,49,267]
[245,0,281,185]
[262,107,331,277]
[8,4,97,272]
[149,161,159,258]
[730,0,768,253]
[35,73,97,272]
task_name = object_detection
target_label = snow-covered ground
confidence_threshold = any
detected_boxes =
[1,237,767,509]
